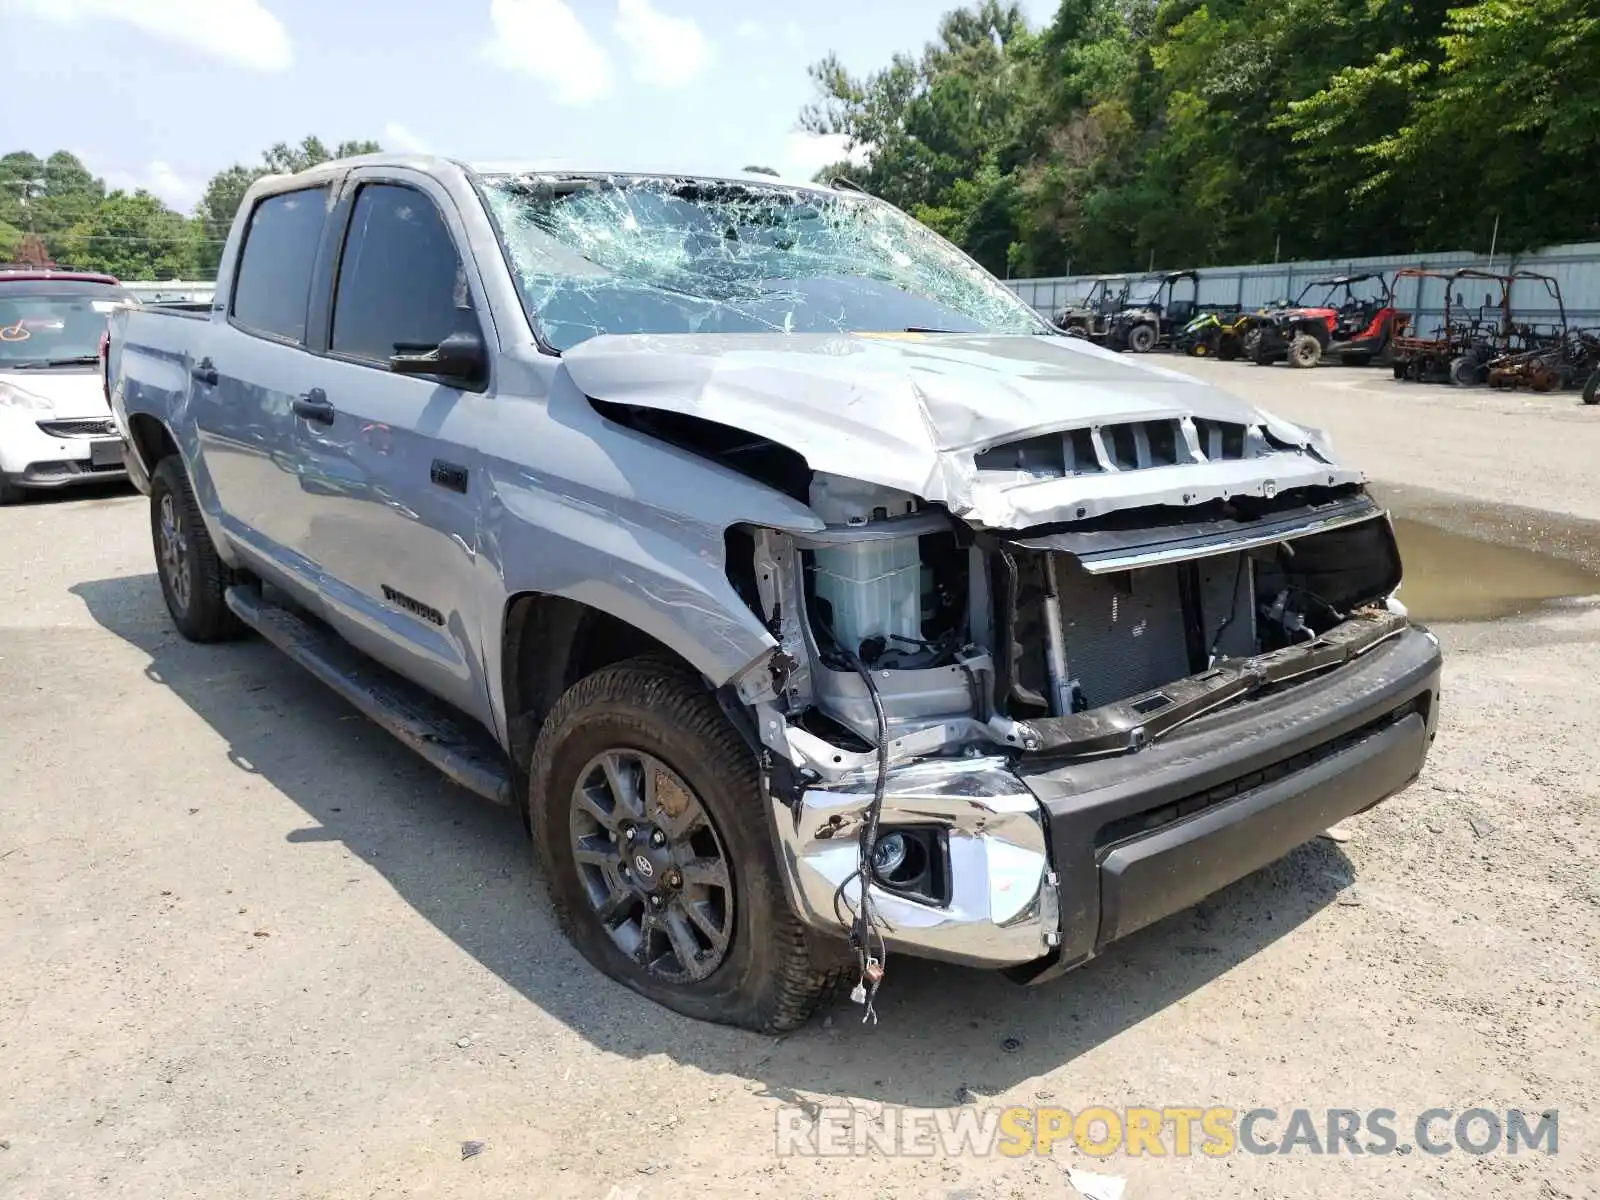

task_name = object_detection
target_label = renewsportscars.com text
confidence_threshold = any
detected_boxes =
[775,1106,1559,1158]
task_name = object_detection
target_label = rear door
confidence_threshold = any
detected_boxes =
[194,184,334,588]
[289,172,494,721]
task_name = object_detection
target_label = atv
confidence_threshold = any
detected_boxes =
[1247,273,1403,368]
[1391,269,1566,387]
[1051,275,1131,343]
[1104,270,1201,353]
[1178,309,1252,360]
[1389,268,1515,385]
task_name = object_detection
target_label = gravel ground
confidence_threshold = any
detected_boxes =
[1,363,1597,1199]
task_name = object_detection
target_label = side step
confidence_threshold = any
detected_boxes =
[225,584,514,806]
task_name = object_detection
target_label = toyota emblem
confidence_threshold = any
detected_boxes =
[633,854,654,878]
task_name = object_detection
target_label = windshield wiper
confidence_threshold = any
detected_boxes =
[8,355,100,369]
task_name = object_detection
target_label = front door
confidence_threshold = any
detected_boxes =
[290,175,493,723]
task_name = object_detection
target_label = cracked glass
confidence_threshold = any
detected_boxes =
[477,173,1050,352]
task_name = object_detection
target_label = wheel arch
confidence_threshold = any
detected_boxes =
[125,412,179,492]
[499,592,713,795]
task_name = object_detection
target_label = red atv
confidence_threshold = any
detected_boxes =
[1246,273,1404,368]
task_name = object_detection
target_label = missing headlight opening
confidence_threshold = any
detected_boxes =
[725,480,1405,1019]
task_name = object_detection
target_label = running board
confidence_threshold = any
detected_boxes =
[224,585,513,806]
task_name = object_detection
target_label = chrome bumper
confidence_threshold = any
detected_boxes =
[769,756,1060,969]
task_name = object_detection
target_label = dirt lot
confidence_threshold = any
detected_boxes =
[2,361,1597,1199]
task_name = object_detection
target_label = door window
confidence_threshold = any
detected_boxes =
[331,183,476,365]
[231,187,328,343]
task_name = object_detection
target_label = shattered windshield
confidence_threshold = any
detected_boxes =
[1126,282,1163,306]
[477,173,1049,351]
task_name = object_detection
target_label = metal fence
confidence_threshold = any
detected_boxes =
[1007,242,1600,334]
[123,280,217,305]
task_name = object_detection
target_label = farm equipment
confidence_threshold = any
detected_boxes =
[1177,309,1253,359]
[1104,270,1201,352]
[1052,275,1130,343]
[1246,273,1403,367]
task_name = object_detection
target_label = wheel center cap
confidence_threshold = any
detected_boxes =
[632,853,655,880]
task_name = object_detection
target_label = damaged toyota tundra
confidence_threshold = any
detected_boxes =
[106,156,1442,1032]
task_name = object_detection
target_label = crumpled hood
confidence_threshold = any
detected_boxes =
[562,331,1360,528]
[0,368,106,416]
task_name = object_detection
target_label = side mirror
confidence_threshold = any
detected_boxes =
[1485,292,1494,308]
[390,330,487,383]
[1455,292,1464,307]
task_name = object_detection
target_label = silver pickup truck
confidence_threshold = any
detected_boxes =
[107,154,1442,1032]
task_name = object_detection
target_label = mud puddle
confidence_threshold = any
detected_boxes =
[1391,517,1600,622]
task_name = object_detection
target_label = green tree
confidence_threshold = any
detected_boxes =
[62,191,203,280]
[798,0,1599,276]
[0,152,47,233]
[0,218,23,260]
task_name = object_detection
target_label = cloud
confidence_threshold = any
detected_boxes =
[97,161,204,211]
[734,18,762,38]
[613,0,710,88]
[783,19,803,47]
[383,122,432,155]
[1,0,291,70]
[485,0,613,105]
[777,133,867,182]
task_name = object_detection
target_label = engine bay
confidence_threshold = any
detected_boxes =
[728,474,1406,774]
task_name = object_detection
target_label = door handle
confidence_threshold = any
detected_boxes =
[292,388,336,425]
[191,357,219,386]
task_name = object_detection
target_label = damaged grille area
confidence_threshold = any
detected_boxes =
[975,418,1256,481]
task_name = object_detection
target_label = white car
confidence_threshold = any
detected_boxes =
[0,270,136,503]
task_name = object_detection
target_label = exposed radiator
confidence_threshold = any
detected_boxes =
[1052,553,1255,709]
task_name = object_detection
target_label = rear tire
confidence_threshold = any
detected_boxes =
[1288,333,1323,369]
[149,456,245,643]
[1217,334,1240,362]
[529,657,847,1033]
[1583,373,1600,405]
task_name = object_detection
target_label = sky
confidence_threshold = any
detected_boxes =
[0,0,1056,216]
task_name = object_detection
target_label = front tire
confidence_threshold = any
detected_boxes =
[1449,355,1482,388]
[529,658,847,1032]
[149,456,245,642]
[1288,333,1323,369]
[1126,323,1157,353]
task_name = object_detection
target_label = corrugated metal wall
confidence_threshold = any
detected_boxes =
[1007,242,1600,334]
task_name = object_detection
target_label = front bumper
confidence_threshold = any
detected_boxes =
[4,455,128,489]
[771,625,1441,972]
[2,417,128,490]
